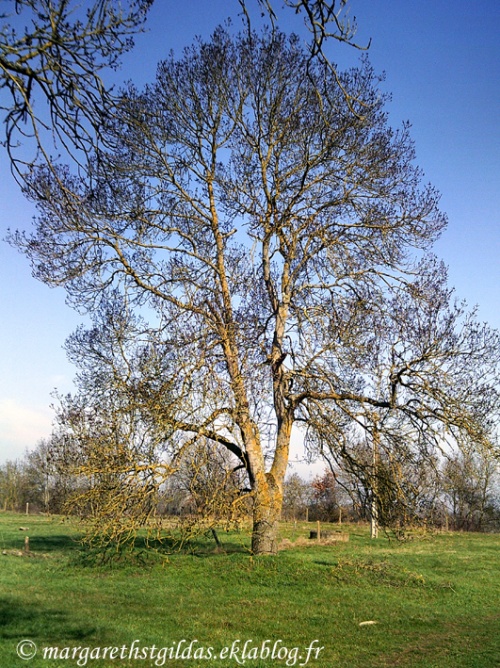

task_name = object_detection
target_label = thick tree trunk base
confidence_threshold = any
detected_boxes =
[251,517,279,555]
[251,472,283,555]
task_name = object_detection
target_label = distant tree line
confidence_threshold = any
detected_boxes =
[282,445,500,533]
[0,439,70,515]
[2,436,499,535]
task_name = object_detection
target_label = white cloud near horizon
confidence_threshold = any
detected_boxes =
[0,399,53,462]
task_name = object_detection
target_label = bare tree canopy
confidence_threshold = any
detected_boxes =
[0,1,369,180]
[12,27,500,554]
[0,0,153,178]
[250,0,366,53]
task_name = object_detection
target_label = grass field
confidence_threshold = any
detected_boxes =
[1,512,499,668]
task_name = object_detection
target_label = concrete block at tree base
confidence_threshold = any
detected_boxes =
[309,531,349,542]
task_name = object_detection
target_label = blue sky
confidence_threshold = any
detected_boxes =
[0,0,499,465]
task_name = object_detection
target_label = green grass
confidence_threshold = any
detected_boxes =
[1,513,499,667]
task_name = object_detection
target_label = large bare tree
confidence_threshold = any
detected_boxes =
[13,28,499,554]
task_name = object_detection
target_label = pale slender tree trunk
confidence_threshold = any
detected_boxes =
[370,496,379,539]
[370,422,380,539]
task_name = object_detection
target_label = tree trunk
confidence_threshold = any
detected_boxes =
[251,476,283,555]
[370,495,379,539]
[252,505,281,555]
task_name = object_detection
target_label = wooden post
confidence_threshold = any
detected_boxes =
[26,502,29,516]
[338,507,342,525]
[305,507,309,522]
[317,520,321,542]
[24,536,30,554]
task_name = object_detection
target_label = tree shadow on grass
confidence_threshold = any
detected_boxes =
[1,533,79,554]
[27,534,79,553]
[0,596,97,642]
[142,532,251,557]
[70,531,251,567]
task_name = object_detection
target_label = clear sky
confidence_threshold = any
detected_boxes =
[0,0,499,466]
